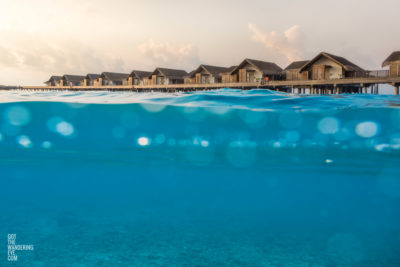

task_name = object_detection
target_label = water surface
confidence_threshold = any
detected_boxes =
[1,89,400,266]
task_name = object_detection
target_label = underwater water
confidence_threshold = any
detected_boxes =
[0,89,400,266]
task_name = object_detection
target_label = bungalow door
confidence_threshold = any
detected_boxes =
[196,73,201,84]
[239,69,246,83]
[313,65,326,80]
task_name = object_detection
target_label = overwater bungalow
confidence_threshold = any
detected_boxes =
[61,75,86,86]
[149,68,188,85]
[98,72,130,86]
[128,70,153,86]
[382,51,400,77]
[82,74,100,86]
[283,60,309,81]
[231,59,283,83]
[44,76,62,86]
[298,52,365,80]
[188,65,233,84]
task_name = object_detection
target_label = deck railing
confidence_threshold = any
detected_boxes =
[365,70,390,78]
[284,70,391,82]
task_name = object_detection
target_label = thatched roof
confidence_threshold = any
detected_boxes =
[284,60,309,71]
[150,68,188,79]
[63,75,86,83]
[300,52,364,72]
[101,72,130,82]
[382,51,400,67]
[45,75,62,83]
[86,74,100,80]
[190,65,233,78]
[231,59,283,75]
[130,70,152,79]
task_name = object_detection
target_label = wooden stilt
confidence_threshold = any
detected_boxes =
[396,85,399,96]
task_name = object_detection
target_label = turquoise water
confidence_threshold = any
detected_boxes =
[1,89,400,266]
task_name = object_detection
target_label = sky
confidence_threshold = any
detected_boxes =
[0,0,399,86]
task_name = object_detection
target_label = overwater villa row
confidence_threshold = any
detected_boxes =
[43,51,400,94]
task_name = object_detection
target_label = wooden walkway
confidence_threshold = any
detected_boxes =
[5,76,400,95]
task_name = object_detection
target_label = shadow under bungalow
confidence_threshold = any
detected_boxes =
[43,51,400,95]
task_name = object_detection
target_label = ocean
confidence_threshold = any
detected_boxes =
[0,89,400,266]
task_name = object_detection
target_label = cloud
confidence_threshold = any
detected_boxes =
[248,24,305,62]
[0,33,127,76]
[139,40,200,70]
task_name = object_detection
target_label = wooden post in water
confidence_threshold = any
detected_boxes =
[362,85,367,94]
[395,84,399,96]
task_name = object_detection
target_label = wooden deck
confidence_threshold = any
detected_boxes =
[5,76,400,94]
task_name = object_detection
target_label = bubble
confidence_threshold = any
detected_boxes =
[56,121,75,137]
[154,134,166,145]
[355,121,379,138]
[141,103,165,113]
[47,117,75,137]
[112,126,126,139]
[285,131,300,142]
[318,117,340,134]
[41,141,52,149]
[241,110,268,129]
[272,141,282,148]
[200,140,210,148]
[17,135,33,148]
[374,144,390,152]
[226,141,257,168]
[279,112,303,129]
[137,136,150,146]
[326,159,333,164]
[4,106,31,126]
